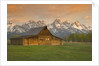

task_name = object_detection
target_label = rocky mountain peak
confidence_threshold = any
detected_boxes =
[63,20,70,24]
[74,21,81,26]
[29,20,36,23]
[7,21,15,26]
[54,18,62,24]
[88,26,92,30]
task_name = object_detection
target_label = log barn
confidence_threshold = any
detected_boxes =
[10,26,64,45]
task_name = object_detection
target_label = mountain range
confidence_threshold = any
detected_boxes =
[7,18,92,39]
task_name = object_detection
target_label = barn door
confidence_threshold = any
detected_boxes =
[44,38,51,45]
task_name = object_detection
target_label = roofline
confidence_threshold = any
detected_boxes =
[52,35,63,40]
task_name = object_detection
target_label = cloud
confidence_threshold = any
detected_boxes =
[47,4,92,15]
[7,4,92,16]
[7,4,25,14]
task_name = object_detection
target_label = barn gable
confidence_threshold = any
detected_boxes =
[38,26,52,35]
[24,26,53,36]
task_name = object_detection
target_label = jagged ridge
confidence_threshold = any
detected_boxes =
[7,18,92,39]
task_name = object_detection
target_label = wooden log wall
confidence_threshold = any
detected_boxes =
[11,38,23,45]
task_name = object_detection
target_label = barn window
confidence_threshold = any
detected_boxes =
[46,38,49,40]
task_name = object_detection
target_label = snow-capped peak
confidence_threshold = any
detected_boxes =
[29,20,36,23]
[54,18,62,24]
[7,21,16,32]
[74,21,81,26]
[37,20,45,25]
[71,21,89,30]
[63,20,70,24]
[88,26,92,30]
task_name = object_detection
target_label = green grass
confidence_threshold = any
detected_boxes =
[7,42,92,61]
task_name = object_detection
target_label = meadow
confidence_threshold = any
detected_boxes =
[7,42,92,61]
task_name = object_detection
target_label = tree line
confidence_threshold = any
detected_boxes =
[63,30,92,42]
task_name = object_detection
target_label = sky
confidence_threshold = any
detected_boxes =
[7,4,92,26]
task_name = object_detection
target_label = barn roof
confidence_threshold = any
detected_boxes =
[25,26,44,35]
[10,35,38,39]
